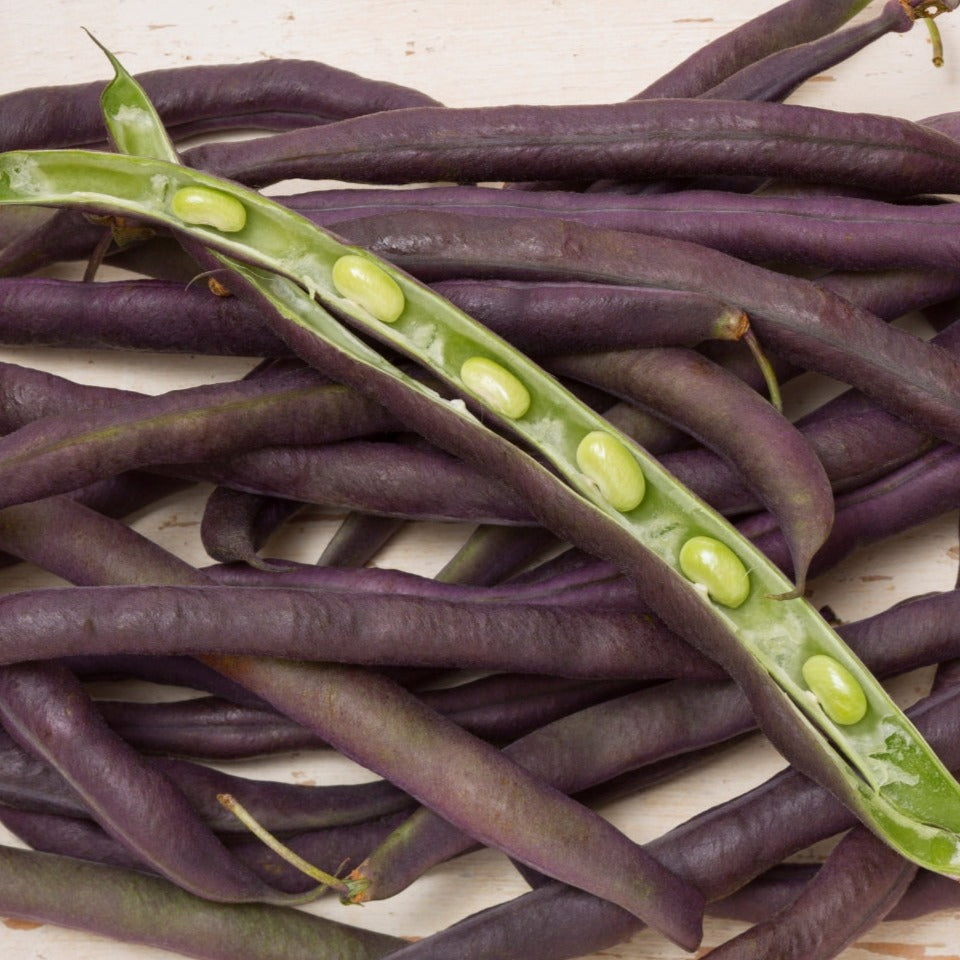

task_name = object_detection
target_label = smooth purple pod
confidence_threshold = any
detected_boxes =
[634,0,875,99]
[182,96,960,195]
[0,58,442,152]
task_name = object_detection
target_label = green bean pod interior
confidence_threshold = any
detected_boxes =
[2,47,960,879]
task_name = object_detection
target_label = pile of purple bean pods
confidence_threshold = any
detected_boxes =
[5,1,960,958]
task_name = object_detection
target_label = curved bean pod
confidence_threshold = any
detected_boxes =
[704,823,916,960]
[0,57,441,152]
[200,485,306,568]
[700,0,915,103]
[634,0,872,99]
[0,843,403,960]
[177,97,960,193]
[743,442,960,582]
[0,663,319,905]
[549,346,833,592]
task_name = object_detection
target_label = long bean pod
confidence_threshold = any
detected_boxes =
[0,843,404,960]
[171,94,960,193]
[0,57,441,152]
[632,0,873,99]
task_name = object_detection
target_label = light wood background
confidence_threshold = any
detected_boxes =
[2,2,960,957]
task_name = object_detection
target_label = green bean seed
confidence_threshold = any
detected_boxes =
[802,654,868,726]
[331,254,405,324]
[575,431,646,512]
[170,186,247,233]
[678,535,750,608]
[460,356,531,420]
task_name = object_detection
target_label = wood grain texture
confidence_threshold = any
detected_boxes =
[1,2,960,958]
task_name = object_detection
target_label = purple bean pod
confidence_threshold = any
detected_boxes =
[346,580,960,902]
[204,555,643,610]
[0,58,441,152]
[0,582,716,680]
[210,656,705,949]
[700,0,915,103]
[354,678,754,902]
[0,662,318,905]
[634,0,873,99]
[182,439,534,525]
[0,843,404,960]
[181,97,960,195]
[316,512,407,567]
[434,524,560,586]
[0,273,744,356]
[94,674,642,760]
[0,367,398,508]
[285,184,960,273]
[705,825,916,959]
[742,442,960,581]
[200,485,307,568]
[0,724,412,833]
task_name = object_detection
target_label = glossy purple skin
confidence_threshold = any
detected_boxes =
[0,582,715,680]
[634,0,872,99]
[0,273,742,355]
[0,58,441,152]
[705,824,916,960]
[182,97,960,195]
[700,1,913,104]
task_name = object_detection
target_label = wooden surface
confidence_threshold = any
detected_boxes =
[2,1,960,957]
